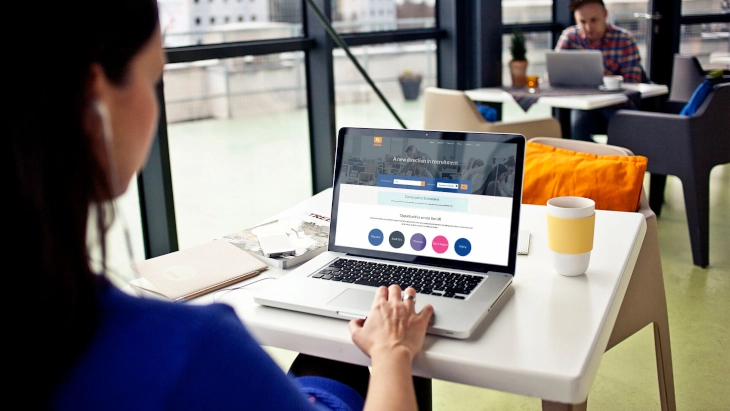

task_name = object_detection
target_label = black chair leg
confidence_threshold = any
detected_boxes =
[413,376,432,411]
[553,107,572,140]
[681,172,711,268]
[649,173,667,216]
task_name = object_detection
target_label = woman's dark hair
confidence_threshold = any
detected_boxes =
[7,0,159,404]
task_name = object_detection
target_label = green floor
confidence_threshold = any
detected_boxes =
[151,98,730,409]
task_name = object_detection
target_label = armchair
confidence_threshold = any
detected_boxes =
[423,87,562,139]
[607,83,730,268]
[529,137,676,411]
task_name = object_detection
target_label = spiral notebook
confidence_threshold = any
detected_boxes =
[130,240,267,302]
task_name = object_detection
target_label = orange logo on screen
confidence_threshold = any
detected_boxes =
[460,184,468,190]
[373,136,382,146]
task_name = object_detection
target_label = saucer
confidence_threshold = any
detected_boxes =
[598,85,622,91]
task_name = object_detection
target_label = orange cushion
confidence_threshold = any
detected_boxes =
[523,141,648,212]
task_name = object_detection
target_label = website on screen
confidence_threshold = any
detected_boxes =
[334,134,518,266]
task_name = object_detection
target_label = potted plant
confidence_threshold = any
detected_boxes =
[509,27,528,88]
[398,68,422,100]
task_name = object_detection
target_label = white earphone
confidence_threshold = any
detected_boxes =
[92,98,138,282]
[94,100,114,145]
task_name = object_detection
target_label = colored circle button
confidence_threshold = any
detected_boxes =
[454,238,472,256]
[368,229,384,246]
[432,235,449,254]
[410,233,426,251]
[389,231,405,248]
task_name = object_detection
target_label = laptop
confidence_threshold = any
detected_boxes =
[254,128,525,339]
[545,50,604,88]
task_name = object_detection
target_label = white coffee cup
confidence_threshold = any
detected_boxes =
[602,75,623,90]
[546,197,596,276]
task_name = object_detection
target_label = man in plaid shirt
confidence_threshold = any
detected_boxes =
[555,0,643,141]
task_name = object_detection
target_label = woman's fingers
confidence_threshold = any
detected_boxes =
[387,284,403,302]
[371,286,388,308]
[417,304,434,326]
[402,287,417,311]
[349,318,364,335]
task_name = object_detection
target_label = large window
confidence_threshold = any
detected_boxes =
[502,0,553,24]
[158,0,303,48]
[332,0,436,33]
[681,0,730,15]
[334,40,436,130]
[680,23,730,68]
[162,54,312,249]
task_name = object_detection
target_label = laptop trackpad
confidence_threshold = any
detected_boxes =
[328,288,374,314]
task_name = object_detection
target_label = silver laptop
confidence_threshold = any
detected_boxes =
[254,128,525,339]
[546,50,604,88]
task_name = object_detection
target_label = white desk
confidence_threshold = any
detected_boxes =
[465,83,668,110]
[192,188,646,406]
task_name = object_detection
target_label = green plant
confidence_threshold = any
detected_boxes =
[510,27,527,61]
[399,68,421,79]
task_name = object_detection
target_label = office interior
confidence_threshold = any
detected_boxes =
[99,0,730,409]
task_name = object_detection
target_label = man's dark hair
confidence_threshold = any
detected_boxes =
[568,0,605,12]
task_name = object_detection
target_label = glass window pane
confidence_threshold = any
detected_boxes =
[334,40,436,130]
[502,0,553,24]
[680,23,730,70]
[682,0,730,16]
[332,0,435,34]
[501,32,552,120]
[162,53,312,249]
[608,0,649,73]
[158,0,302,48]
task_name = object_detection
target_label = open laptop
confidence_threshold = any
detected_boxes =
[254,128,525,339]
[545,50,604,88]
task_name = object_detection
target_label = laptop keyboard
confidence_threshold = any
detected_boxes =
[310,258,484,299]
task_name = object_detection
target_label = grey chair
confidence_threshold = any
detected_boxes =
[607,83,730,268]
[665,54,706,113]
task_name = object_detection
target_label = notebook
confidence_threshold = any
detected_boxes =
[130,240,267,301]
[545,50,604,88]
[254,128,525,339]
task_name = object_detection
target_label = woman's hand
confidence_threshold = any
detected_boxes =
[348,285,434,362]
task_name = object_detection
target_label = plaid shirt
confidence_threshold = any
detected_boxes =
[555,24,643,84]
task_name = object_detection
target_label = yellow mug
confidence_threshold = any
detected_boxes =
[546,196,595,276]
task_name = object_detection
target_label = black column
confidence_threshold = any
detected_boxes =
[304,0,336,194]
[137,81,179,258]
[552,0,574,139]
[552,0,573,47]
[648,0,681,87]
[437,0,501,90]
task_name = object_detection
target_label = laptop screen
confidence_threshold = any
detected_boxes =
[329,128,525,275]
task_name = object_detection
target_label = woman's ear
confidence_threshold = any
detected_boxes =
[87,62,113,109]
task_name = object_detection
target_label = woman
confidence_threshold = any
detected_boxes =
[9,1,433,409]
